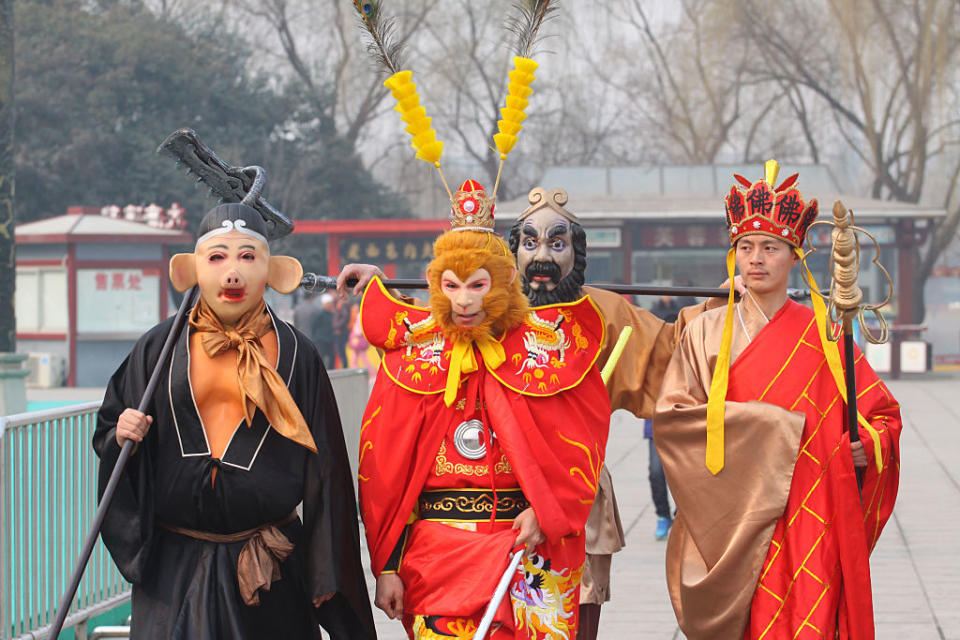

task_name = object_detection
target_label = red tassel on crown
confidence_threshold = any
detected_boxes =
[725,160,818,248]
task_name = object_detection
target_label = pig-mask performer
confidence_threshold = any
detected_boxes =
[93,203,376,640]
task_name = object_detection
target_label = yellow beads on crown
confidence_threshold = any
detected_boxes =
[494,57,538,159]
[385,70,444,165]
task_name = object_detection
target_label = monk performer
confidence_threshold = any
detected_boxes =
[357,181,611,639]
[93,203,376,639]
[654,162,902,639]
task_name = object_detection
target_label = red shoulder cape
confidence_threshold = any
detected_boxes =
[360,277,606,396]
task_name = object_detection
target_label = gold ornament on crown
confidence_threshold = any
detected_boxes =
[518,187,580,224]
[450,181,496,232]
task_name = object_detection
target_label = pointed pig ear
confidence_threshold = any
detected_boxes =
[268,256,304,294]
[169,253,198,292]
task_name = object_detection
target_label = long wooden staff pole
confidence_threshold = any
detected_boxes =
[46,286,199,638]
[302,274,812,301]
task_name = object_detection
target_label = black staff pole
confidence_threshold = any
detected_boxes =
[843,320,864,494]
[46,286,198,638]
[301,273,812,301]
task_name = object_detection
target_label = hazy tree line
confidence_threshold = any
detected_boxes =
[1,0,958,351]
[184,0,959,319]
[14,0,412,230]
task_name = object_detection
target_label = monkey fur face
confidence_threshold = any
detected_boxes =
[427,230,529,341]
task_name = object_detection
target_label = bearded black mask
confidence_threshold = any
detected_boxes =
[508,219,588,306]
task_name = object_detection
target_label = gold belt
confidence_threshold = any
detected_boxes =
[418,488,528,522]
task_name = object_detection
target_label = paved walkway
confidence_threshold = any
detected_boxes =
[25,375,958,638]
[362,374,960,639]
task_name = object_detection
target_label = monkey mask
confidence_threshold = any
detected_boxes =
[428,229,529,344]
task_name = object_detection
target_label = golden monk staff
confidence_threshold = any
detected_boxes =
[803,201,893,493]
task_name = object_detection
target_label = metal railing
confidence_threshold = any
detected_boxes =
[0,401,131,640]
[327,368,371,490]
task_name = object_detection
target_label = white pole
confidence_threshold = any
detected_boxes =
[472,549,524,639]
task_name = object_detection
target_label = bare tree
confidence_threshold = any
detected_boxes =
[416,0,514,195]
[580,0,794,165]
[160,2,628,207]
[736,0,960,322]
[221,0,433,150]
[361,0,572,202]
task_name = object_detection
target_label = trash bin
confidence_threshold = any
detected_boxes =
[888,324,928,378]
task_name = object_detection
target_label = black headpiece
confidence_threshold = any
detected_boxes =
[195,203,270,249]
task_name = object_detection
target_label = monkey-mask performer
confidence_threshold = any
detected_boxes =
[357,180,611,639]
[93,203,376,640]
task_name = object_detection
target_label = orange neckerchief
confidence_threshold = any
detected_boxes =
[189,298,317,453]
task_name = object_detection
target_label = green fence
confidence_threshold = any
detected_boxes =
[0,402,130,639]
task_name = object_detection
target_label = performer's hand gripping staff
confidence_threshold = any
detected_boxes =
[472,327,633,639]
[48,130,295,639]
[802,201,892,495]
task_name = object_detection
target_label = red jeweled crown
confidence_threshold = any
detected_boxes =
[450,179,496,232]
[725,160,818,248]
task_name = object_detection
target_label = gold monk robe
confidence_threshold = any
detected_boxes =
[587,286,707,418]
[580,286,711,605]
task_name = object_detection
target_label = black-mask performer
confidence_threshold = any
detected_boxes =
[93,203,376,640]
[507,186,722,640]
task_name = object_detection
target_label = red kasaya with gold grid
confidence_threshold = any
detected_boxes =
[726,300,901,639]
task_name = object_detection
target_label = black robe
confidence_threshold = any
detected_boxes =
[93,305,376,640]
